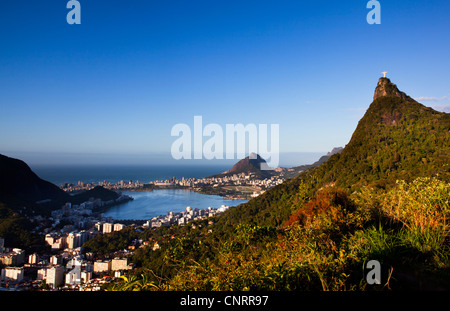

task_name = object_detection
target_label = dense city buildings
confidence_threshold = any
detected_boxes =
[0,194,235,291]
[59,172,286,200]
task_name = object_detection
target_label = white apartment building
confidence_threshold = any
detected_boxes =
[95,222,103,232]
[113,223,125,231]
[93,260,111,274]
[65,257,93,286]
[50,255,62,265]
[45,234,67,250]
[37,265,65,288]
[28,253,39,264]
[1,267,24,282]
[66,266,92,286]
[48,266,65,288]
[66,231,90,249]
[111,258,131,271]
[102,223,113,234]
[66,233,77,249]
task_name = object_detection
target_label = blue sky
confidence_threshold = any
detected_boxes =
[1,0,449,166]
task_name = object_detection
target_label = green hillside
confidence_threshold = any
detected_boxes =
[218,78,450,228]
[0,154,70,211]
[107,77,450,291]
[321,86,449,188]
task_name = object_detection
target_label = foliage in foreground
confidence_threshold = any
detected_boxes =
[108,177,450,291]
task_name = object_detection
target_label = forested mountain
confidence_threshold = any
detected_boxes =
[108,77,449,291]
[0,154,69,209]
[219,77,450,227]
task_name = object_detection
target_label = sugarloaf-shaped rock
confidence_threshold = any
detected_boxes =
[211,153,275,179]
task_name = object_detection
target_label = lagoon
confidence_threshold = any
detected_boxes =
[103,189,247,220]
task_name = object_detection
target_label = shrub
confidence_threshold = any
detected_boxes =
[381,177,449,233]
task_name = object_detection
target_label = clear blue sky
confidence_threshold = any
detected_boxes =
[1,0,449,166]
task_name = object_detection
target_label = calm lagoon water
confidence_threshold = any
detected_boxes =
[29,164,247,221]
[31,164,231,186]
[103,189,248,220]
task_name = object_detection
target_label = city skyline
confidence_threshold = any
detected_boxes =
[1,0,449,166]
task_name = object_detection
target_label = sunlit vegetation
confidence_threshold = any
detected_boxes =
[105,92,450,291]
[107,177,449,291]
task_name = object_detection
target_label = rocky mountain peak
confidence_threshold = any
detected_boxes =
[373,77,411,101]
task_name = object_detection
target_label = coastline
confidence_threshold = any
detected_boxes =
[63,181,263,200]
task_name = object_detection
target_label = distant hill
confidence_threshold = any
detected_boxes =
[0,154,70,208]
[219,77,450,227]
[70,185,122,205]
[210,149,346,180]
[0,154,123,214]
[326,147,344,157]
[0,154,125,251]
[282,147,344,179]
[209,153,276,179]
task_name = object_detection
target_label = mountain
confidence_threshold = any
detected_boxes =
[282,147,344,179]
[0,154,124,214]
[316,77,450,188]
[0,154,70,208]
[373,77,412,101]
[210,153,275,179]
[83,77,450,291]
[219,77,450,227]
[326,147,344,157]
[0,154,125,250]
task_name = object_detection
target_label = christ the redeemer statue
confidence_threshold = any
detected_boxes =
[382,71,387,78]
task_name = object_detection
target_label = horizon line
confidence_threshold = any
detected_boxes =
[0,150,332,168]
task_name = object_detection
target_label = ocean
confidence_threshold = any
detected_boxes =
[31,164,231,186]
